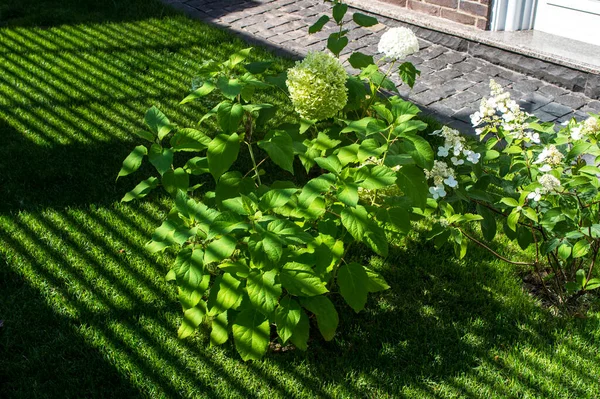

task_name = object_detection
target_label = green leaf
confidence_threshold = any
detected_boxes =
[357,139,385,161]
[337,144,360,166]
[337,262,370,313]
[216,76,242,100]
[244,61,274,74]
[289,309,309,350]
[227,47,253,67]
[207,133,240,180]
[232,309,270,361]
[365,268,390,292]
[145,106,174,140]
[327,33,348,57]
[341,205,369,241]
[308,15,330,34]
[558,243,572,260]
[170,128,212,152]
[585,278,600,291]
[396,165,428,210]
[398,62,420,89]
[162,168,189,196]
[507,209,520,232]
[217,102,244,134]
[352,12,378,27]
[332,3,348,23]
[173,247,206,307]
[315,155,342,174]
[280,262,328,297]
[117,145,147,179]
[338,182,359,207]
[121,177,159,202]
[275,296,301,344]
[300,296,338,341]
[204,235,237,264]
[576,269,586,288]
[178,303,206,339]
[259,187,298,210]
[399,133,434,170]
[257,130,295,174]
[185,157,210,175]
[148,144,174,176]
[247,269,282,315]
[133,129,155,142]
[500,197,519,207]
[348,52,374,69]
[249,231,283,267]
[364,229,389,257]
[356,165,397,190]
[180,81,216,104]
[477,204,497,242]
[210,311,229,346]
[207,273,244,315]
[572,239,590,258]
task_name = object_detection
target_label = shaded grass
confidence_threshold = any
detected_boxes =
[1,0,600,398]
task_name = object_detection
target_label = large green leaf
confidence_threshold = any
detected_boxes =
[259,187,298,210]
[290,309,309,350]
[348,52,374,69]
[341,205,369,241]
[365,268,390,292]
[210,311,229,346]
[356,165,397,190]
[396,165,428,209]
[207,133,240,180]
[327,33,348,57]
[258,130,295,174]
[308,15,329,34]
[398,62,420,89]
[315,155,342,174]
[148,144,174,176]
[180,81,216,104]
[280,262,328,297]
[275,296,301,344]
[399,133,434,170]
[338,182,359,207]
[173,247,207,309]
[216,76,242,100]
[170,128,211,152]
[178,302,206,339]
[300,296,338,341]
[162,167,189,196]
[232,309,270,361]
[121,177,159,202]
[353,12,378,27]
[247,269,282,315]
[117,145,147,179]
[217,102,244,134]
[145,106,174,140]
[337,263,370,313]
[364,229,389,257]
[207,273,244,315]
[204,235,237,264]
[248,231,283,267]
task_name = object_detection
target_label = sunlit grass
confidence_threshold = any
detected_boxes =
[1,0,600,398]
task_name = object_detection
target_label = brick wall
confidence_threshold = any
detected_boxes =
[377,0,491,29]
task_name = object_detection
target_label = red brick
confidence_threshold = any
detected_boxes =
[441,8,476,24]
[476,18,488,29]
[424,0,459,8]
[408,0,441,16]
[379,0,408,6]
[459,0,488,17]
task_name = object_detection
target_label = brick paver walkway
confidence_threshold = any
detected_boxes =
[165,0,600,133]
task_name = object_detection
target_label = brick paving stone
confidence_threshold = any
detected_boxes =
[411,89,446,106]
[555,94,588,110]
[538,84,568,98]
[522,92,553,109]
[510,79,542,93]
[539,102,572,117]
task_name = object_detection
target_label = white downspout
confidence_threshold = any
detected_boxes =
[490,0,537,31]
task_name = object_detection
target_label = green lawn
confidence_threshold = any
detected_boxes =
[1,1,599,398]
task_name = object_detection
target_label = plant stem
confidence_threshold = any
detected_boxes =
[457,227,534,266]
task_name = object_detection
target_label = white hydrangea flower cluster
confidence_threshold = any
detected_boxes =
[286,51,348,121]
[377,27,420,60]
[425,160,457,199]
[527,174,562,201]
[533,145,564,172]
[431,126,481,166]
[570,116,600,140]
[470,80,539,143]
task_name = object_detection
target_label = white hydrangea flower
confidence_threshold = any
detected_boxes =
[450,156,464,166]
[539,174,561,192]
[429,185,447,199]
[286,51,348,120]
[570,126,583,141]
[527,188,542,202]
[377,27,419,60]
[534,145,564,168]
[464,150,480,164]
[538,164,552,172]
[444,175,458,187]
[437,145,450,157]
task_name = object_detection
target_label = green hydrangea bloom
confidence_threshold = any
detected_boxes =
[286,52,348,121]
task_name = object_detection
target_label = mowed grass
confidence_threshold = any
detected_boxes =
[1,1,600,398]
